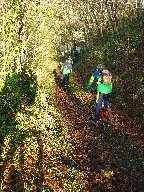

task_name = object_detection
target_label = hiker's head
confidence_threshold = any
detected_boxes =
[97,64,104,70]
[68,58,73,64]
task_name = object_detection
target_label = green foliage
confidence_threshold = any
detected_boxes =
[0,0,144,191]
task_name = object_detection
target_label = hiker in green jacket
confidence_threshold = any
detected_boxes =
[60,59,72,88]
[95,71,112,125]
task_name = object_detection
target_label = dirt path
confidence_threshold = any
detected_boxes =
[54,66,144,192]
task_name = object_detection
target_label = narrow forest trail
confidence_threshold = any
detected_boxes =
[54,63,144,191]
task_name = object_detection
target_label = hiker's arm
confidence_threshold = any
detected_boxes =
[60,65,64,73]
[86,75,94,89]
[70,64,72,73]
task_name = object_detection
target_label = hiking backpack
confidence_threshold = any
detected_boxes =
[102,69,112,85]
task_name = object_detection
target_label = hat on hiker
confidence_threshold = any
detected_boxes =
[97,64,104,70]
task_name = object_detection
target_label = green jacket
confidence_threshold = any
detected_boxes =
[97,83,112,94]
[96,82,112,101]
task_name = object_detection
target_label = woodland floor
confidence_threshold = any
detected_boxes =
[54,59,144,191]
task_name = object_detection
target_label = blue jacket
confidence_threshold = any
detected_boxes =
[86,69,102,89]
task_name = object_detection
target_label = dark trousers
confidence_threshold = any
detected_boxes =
[95,93,109,122]
[61,74,69,87]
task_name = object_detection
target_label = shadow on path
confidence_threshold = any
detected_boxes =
[0,68,45,191]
